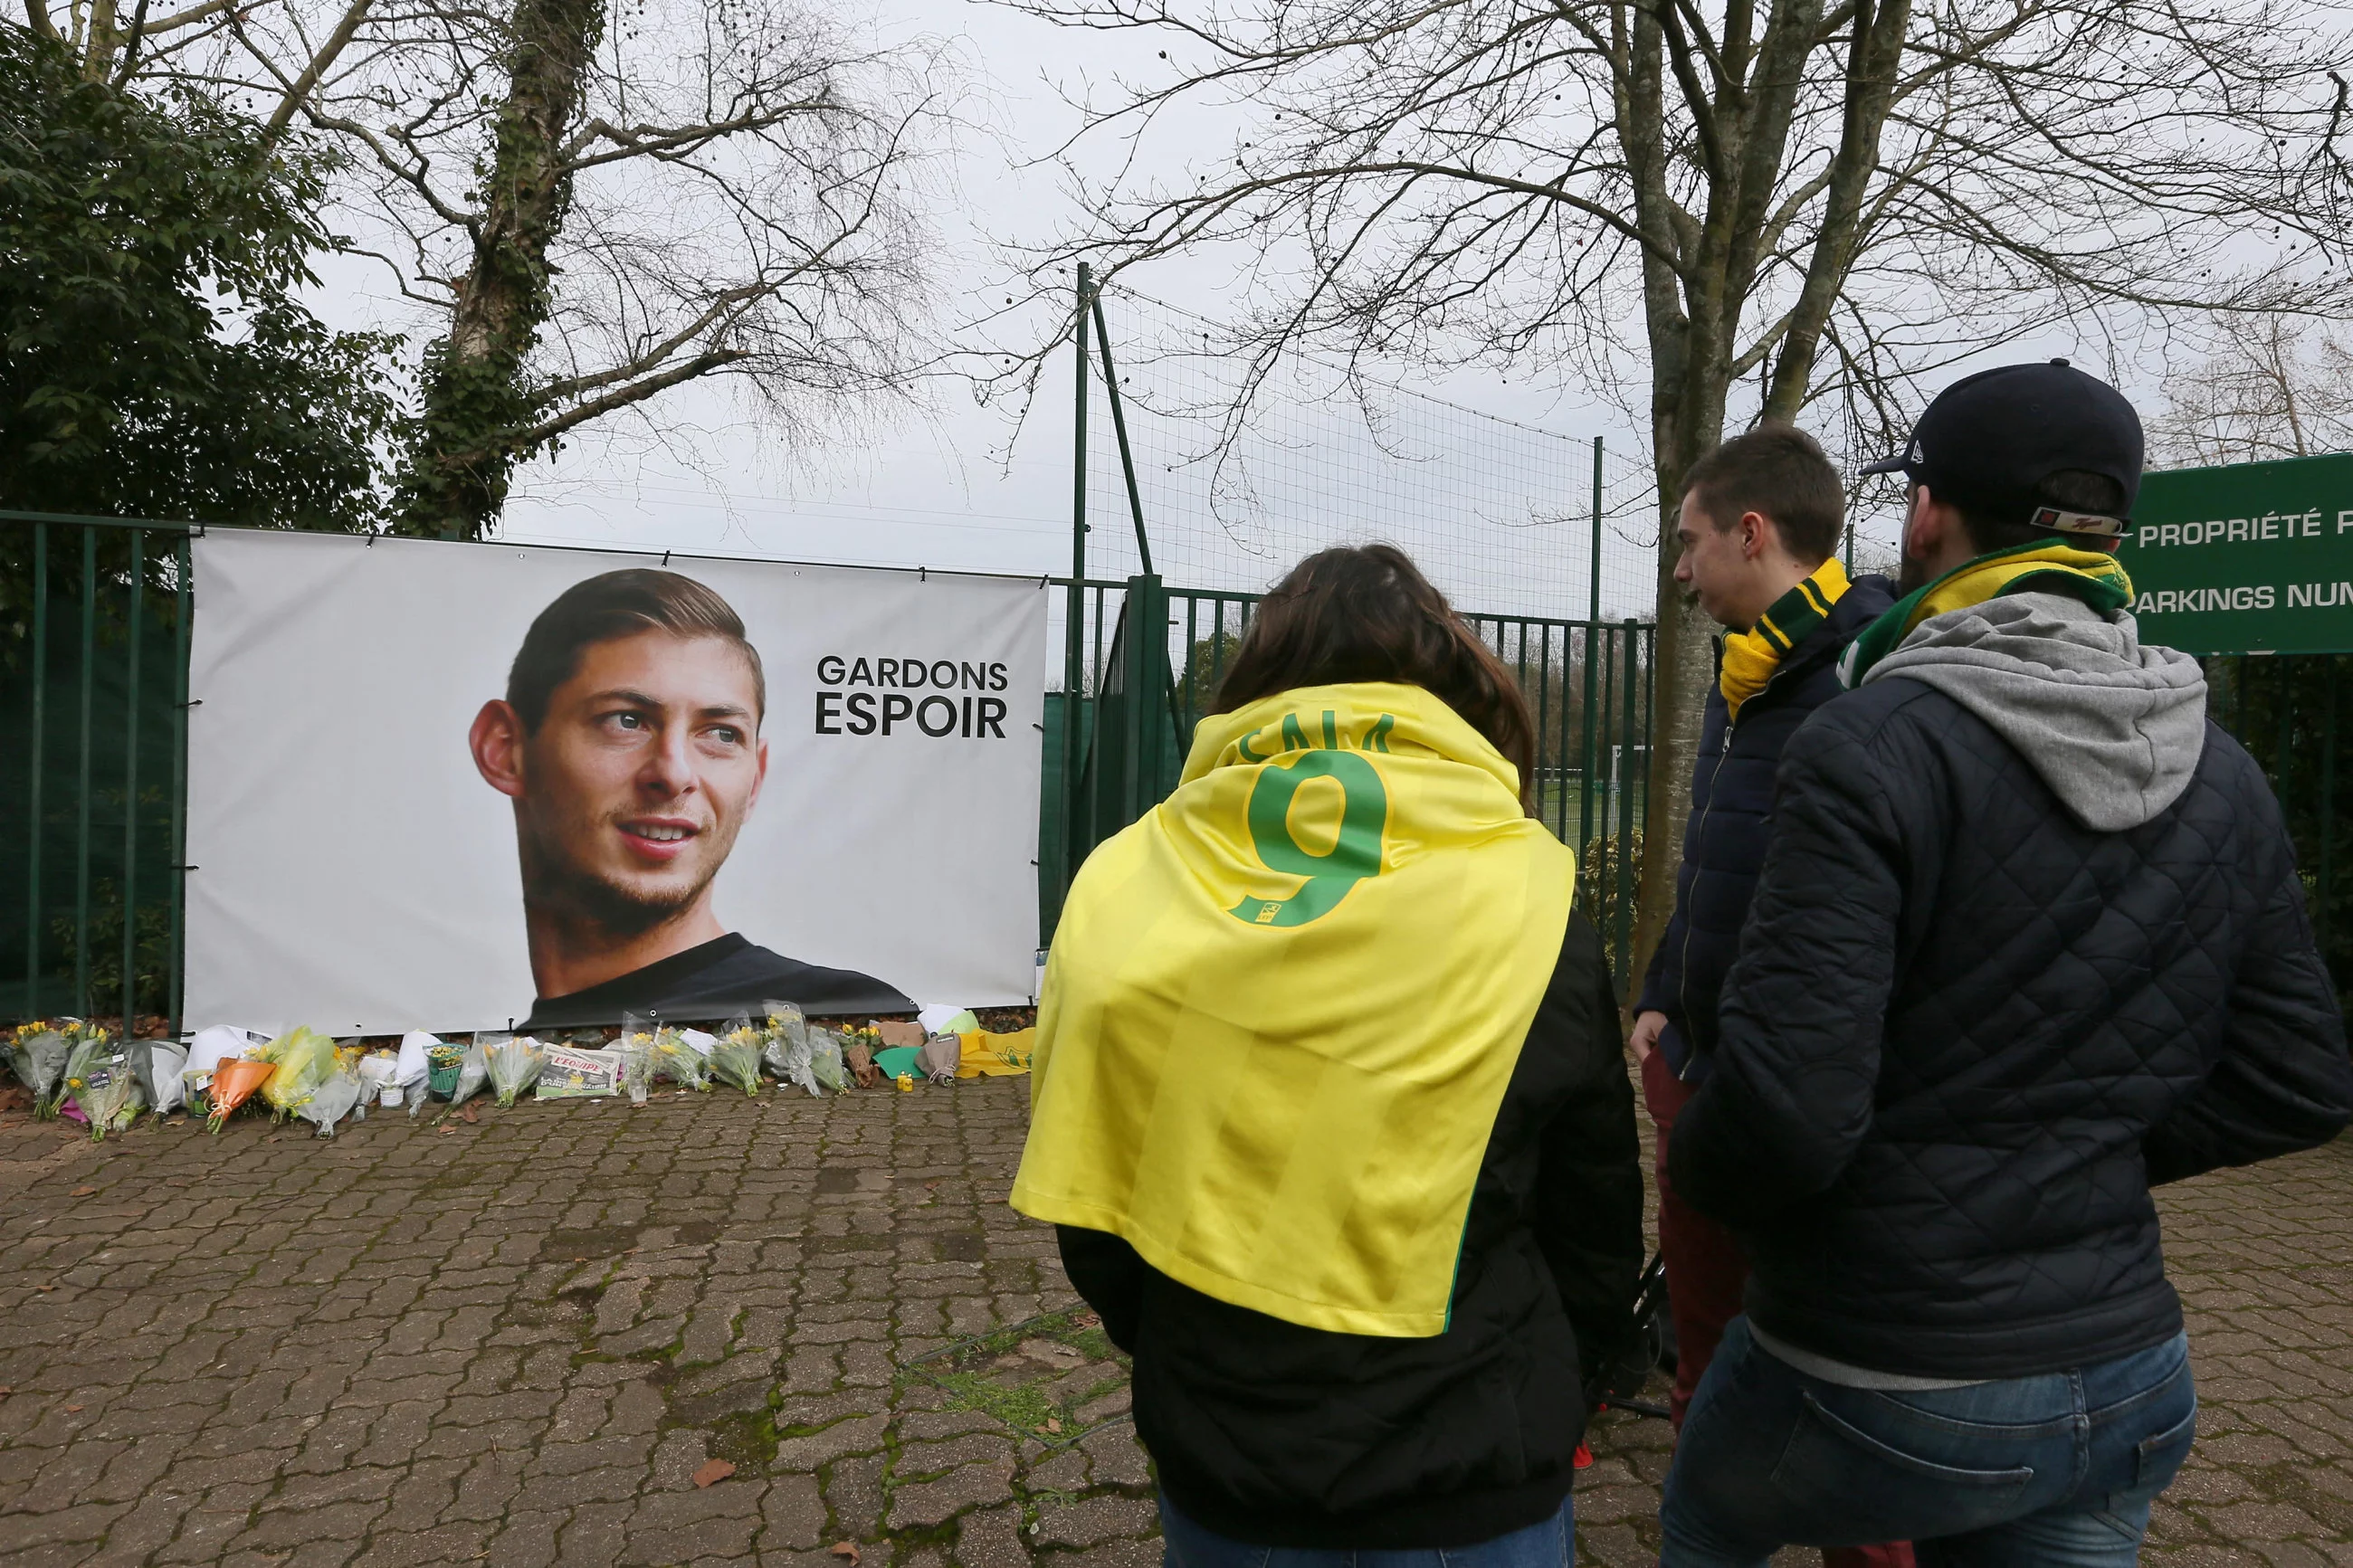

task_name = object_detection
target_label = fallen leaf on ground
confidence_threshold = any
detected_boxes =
[0,1386,12,1397]
[1044,1418,1063,1434]
[70,1187,96,1197]
[64,1404,82,1412]
[35,1285,54,1293]
[460,1105,479,1124]
[830,1543,861,1565]
[691,1459,736,1488]
[439,1126,456,1136]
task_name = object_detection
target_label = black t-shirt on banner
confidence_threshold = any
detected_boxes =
[523,934,915,1030]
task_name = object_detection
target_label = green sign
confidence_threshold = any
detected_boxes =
[2120,451,2353,655]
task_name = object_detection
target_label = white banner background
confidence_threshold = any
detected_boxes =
[186,531,1047,1034]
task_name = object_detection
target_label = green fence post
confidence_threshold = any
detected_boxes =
[1119,575,1166,824]
[26,526,48,1019]
[170,533,191,1039]
[122,531,142,1029]
[75,528,94,1019]
[2322,656,2338,958]
[1615,620,1641,984]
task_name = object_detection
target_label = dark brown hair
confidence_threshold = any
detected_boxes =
[506,568,766,733]
[1211,545,1539,813]
[1952,469,2131,556]
[1681,423,1844,565]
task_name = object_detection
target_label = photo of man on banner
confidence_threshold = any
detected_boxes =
[468,568,914,1027]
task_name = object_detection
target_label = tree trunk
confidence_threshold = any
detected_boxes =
[391,0,604,537]
[1631,361,1734,1009]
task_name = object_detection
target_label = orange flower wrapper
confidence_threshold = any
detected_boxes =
[208,1058,277,1133]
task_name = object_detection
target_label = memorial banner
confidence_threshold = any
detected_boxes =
[186,530,1048,1034]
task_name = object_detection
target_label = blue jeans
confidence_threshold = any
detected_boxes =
[1661,1316,2197,1567]
[1158,1491,1573,1568]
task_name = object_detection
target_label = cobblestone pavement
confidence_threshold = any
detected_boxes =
[0,1078,2347,1568]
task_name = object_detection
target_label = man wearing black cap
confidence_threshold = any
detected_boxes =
[1655,362,2351,1565]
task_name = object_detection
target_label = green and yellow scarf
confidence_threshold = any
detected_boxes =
[1840,540,2132,687]
[1720,557,1853,722]
[1011,682,1577,1338]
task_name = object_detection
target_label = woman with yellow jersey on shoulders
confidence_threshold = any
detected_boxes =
[1014,544,1644,1568]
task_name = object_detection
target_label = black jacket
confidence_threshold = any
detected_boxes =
[1672,680,2352,1381]
[1057,911,1643,1549]
[522,934,913,1030]
[1636,575,1894,1080]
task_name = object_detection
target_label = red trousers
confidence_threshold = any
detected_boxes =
[1643,1048,1917,1568]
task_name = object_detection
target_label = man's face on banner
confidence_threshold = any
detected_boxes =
[487,630,768,933]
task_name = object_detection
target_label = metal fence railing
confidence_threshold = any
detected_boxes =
[1038,574,1658,984]
[2210,653,2348,1016]
[5,509,2339,1034]
[3,511,195,1034]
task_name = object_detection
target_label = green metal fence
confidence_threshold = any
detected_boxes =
[5,507,2343,1034]
[2210,652,2349,1015]
[1037,573,1659,984]
[3,511,195,1032]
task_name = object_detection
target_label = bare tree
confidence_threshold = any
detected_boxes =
[2149,316,2353,470]
[995,0,2353,979]
[36,0,956,537]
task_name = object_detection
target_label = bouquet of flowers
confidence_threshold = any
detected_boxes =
[183,1025,252,1116]
[297,1069,366,1137]
[11,1021,72,1117]
[260,1027,339,1122]
[131,1039,188,1116]
[653,1028,710,1092]
[207,1054,277,1133]
[617,1021,658,1105]
[484,1035,547,1107]
[809,1032,851,1097]
[917,1032,963,1085]
[62,1031,142,1140]
[711,1018,765,1098]
[758,1001,806,1076]
[447,1038,491,1108]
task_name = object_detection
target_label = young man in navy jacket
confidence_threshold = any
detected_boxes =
[1630,425,1904,1568]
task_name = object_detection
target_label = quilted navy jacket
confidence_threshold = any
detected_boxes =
[1670,670,2352,1381]
[1635,574,1894,1080]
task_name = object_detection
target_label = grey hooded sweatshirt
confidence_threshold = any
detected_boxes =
[1862,592,2208,832]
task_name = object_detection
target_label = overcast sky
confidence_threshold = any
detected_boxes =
[462,0,1666,594]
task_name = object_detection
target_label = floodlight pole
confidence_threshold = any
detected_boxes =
[1089,290,1153,575]
[1060,264,1093,922]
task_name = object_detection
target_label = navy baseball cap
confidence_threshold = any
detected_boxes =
[1861,359,2143,538]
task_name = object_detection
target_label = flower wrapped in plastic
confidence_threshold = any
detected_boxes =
[207,1054,276,1133]
[446,1037,491,1108]
[617,1020,658,1105]
[12,1022,72,1117]
[131,1039,188,1116]
[297,1069,365,1137]
[711,1017,765,1097]
[653,1028,710,1092]
[810,1032,851,1097]
[484,1035,547,1107]
[260,1027,338,1121]
[183,1025,252,1116]
[759,1000,807,1081]
[62,1031,142,1141]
